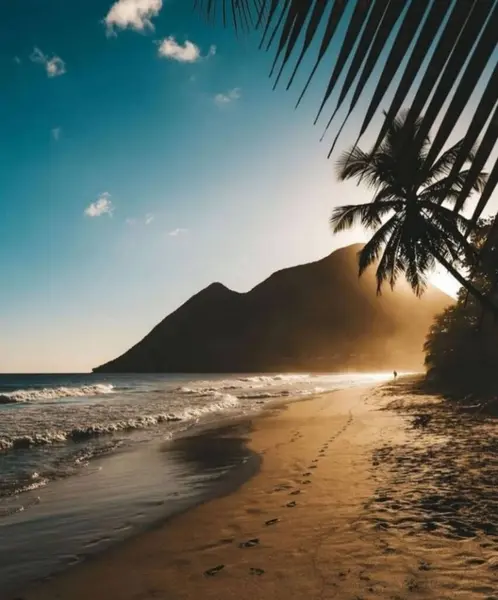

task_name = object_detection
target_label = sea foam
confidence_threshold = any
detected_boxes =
[0,384,114,404]
[0,393,240,451]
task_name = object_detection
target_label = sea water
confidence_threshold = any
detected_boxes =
[0,372,390,594]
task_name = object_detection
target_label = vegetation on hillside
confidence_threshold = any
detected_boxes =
[196,1,498,389]
[424,219,498,391]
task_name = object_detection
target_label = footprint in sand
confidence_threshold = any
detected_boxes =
[308,465,317,469]
[301,480,312,485]
[290,490,301,496]
[205,565,225,577]
[249,567,265,576]
[239,538,260,548]
[286,501,297,508]
[265,518,280,526]
[302,472,312,477]
[274,484,292,492]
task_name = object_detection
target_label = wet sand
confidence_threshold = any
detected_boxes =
[19,381,498,600]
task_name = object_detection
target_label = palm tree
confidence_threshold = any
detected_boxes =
[195,1,498,235]
[330,111,498,316]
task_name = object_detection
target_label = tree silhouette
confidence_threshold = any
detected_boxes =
[328,111,497,317]
[195,0,498,246]
[424,219,498,386]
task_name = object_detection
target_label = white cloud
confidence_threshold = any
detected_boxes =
[30,47,66,78]
[104,0,162,35]
[145,213,154,225]
[126,218,137,225]
[168,228,188,237]
[157,37,216,63]
[51,127,61,141]
[214,88,241,106]
[84,193,114,218]
[158,37,199,62]
[14,56,21,65]
[46,57,66,77]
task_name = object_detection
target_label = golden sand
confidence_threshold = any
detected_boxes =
[22,383,498,600]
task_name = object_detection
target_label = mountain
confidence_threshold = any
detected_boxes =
[93,244,453,373]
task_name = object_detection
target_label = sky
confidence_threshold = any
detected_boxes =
[1,0,496,373]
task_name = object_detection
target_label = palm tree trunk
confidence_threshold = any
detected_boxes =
[434,252,498,317]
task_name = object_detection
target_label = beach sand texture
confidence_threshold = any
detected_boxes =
[22,383,498,600]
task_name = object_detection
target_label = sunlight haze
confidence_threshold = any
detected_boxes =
[0,1,491,372]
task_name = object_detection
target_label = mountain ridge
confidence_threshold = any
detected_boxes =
[93,244,452,373]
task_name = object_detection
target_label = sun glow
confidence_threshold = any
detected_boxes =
[430,268,460,299]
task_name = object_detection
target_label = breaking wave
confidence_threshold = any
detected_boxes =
[238,374,310,384]
[0,393,239,452]
[0,384,115,404]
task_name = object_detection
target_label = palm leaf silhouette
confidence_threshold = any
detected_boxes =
[331,112,497,311]
[195,0,498,233]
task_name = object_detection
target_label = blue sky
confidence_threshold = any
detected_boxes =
[0,0,495,372]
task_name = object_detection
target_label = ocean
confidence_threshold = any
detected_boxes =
[0,372,390,594]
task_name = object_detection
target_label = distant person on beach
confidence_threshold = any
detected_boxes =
[393,370,398,379]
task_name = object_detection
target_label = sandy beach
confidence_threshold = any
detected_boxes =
[18,381,498,600]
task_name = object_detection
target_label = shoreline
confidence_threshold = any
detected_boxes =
[0,417,264,597]
[17,384,388,599]
[16,380,498,600]
[0,383,361,595]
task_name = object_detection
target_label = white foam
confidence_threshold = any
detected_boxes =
[177,393,240,419]
[0,393,240,451]
[0,384,114,404]
[178,374,313,397]
[239,374,310,384]
[239,391,290,399]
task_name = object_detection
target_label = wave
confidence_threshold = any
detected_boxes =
[178,377,326,403]
[239,374,311,384]
[178,393,239,418]
[178,384,239,395]
[178,374,313,396]
[0,442,124,504]
[239,387,326,400]
[0,394,240,452]
[0,384,114,404]
[239,391,291,399]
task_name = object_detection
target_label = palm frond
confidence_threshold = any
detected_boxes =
[454,102,498,212]
[469,158,498,230]
[369,0,453,155]
[420,202,477,266]
[421,169,488,207]
[357,214,401,276]
[313,0,377,126]
[375,226,404,294]
[424,140,475,183]
[330,201,400,233]
[410,0,495,153]
[196,0,498,231]
[319,0,393,140]
[399,241,431,297]
[335,147,376,184]
[357,0,430,141]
